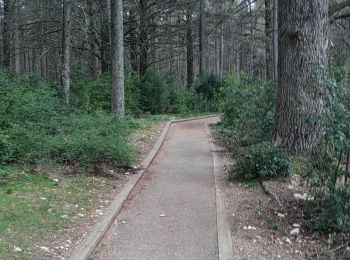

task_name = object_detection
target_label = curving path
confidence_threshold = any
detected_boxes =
[92,117,221,260]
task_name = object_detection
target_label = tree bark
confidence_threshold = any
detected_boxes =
[61,0,72,105]
[272,0,278,82]
[274,0,329,153]
[186,7,194,88]
[111,0,125,116]
[199,0,204,77]
[87,0,100,80]
[2,0,11,69]
[265,0,273,80]
[139,0,148,76]
[101,0,111,74]
[220,24,224,77]
[329,0,350,15]
[128,13,139,72]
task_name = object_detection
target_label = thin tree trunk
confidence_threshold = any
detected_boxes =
[61,0,72,105]
[101,0,111,74]
[87,0,100,80]
[129,13,139,72]
[220,24,224,77]
[272,0,278,82]
[265,0,273,80]
[2,0,10,69]
[14,20,20,73]
[186,7,194,88]
[199,0,204,77]
[111,0,125,116]
[139,0,148,76]
[274,0,329,153]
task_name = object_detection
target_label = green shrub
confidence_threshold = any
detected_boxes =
[229,142,291,181]
[0,134,14,164]
[308,186,350,237]
[0,71,135,167]
[195,73,223,101]
[169,88,209,114]
[71,70,142,115]
[139,69,171,114]
[218,74,275,147]
[50,112,135,166]
[301,67,350,242]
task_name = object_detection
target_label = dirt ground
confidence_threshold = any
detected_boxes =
[214,138,350,260]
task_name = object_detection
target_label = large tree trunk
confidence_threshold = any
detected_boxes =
[186,8,194,88]
[111,0,125,116]
[61,0,72,105]
[274,0,329,153]
[2,0,11,69]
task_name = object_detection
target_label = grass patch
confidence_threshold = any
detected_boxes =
[0,166,116,259]
[266,218,279,230]
[243,179,259,188]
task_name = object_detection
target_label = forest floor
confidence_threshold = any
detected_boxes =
[213,132,348,260]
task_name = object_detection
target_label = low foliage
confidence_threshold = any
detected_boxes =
[229,142,291,181]
[302,66,350,242]
[218,74,275,150]
[0,71,135,166]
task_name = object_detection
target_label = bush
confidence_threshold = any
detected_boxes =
[49,112,135,166]
[229,142,291,181]
[71,69,142,115]
[195,73,223,101]
[301,66,350,242]
[139,69,171,114]
[0,134,14,164]
[218,75,275,148]
[308,186,350,237]
[0,71,135,167]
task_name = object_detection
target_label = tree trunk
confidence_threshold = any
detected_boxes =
[265,0,273,80]
[2,0,11,69]
[272,0,278,82]
[87,0,100,80]
[14,20,20,73]
[139,0,148,76]
[199,0,204,77]
[61,0,72,105]
[111,0,125,116]
[220,24,224,77]
[101,0,111,74]
[128,13,139,72]
[186,8,194,88]
[274,0,329,153]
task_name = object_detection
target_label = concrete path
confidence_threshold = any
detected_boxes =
[93,117,220,260]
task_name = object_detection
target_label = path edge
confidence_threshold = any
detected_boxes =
[69,114,221,260]
[206,124,234,260]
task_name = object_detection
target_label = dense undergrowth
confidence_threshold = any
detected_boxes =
[217,68,350,245]
[0,66,221,168]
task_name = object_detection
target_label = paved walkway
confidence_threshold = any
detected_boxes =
[93,117,220,260]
